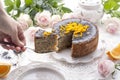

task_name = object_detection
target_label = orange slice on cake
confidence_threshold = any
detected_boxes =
[0,62,11,78]
[107,44,120,60]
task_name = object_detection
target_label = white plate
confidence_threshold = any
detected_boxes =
[6,63,66,80]
[51,40,105,64]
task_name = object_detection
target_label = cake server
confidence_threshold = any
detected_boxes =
[0,41,34,51]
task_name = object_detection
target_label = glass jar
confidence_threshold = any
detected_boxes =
[77,0,104,23]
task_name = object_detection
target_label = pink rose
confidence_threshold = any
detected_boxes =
[50,15,61,27]
[104,17,120,34]
[106,23,118,34]
[34,10,51,28]
[98,60,115,77]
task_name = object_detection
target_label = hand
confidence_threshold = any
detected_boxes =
[0,0,26,52]
[0,16,26,52]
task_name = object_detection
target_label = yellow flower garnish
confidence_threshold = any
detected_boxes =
[43,32,51,37]
[60,22,89,37]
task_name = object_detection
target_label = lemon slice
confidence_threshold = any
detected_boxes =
[0,62,11,78]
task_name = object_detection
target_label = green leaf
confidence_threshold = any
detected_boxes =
[113,4,119,10]
[104,0,117,11]
[33,6,40,12]
[114,0,120,2]
[53,0,62,2]
[4,0,13,6]
[15,0,21,8]
[19,5,26,12]
[25,0,33,6]
[112,11,120,18]
[51,2,58,8]
[13,10,21,18]
[24,7,31,14]
[41,3,51,11]
[61,7,72,13]
[29,9,38,20]
[115,64,120,71]
[5,5,14,13]
[36,0,43,7]
[4,0,72,23]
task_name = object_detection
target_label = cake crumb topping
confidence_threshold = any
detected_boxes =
[60,22,89,37]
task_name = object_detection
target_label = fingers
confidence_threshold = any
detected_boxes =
[15,46,26,52]
[2,38,25,51]
[0,21,26,52]
[12,23,26,52]
[17,25,26,45]
[2,25,26,52]
[11,23,26,48]
[1,44,15,50]
[2,38,21,51]
[1,44,26,52]
[11,33,24,47]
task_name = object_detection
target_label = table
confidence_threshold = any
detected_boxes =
[0,18,120,80]
[0,0,120,80]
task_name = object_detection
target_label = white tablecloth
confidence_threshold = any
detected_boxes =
[0,0,120,80]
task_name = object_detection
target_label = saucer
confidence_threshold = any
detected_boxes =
[6,63,66,80]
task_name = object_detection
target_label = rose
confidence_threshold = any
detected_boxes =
[17,14,33,31]
[106,23,118,34]
[25,27,40,41]
[50,15,61,27]
[98,60,115,77]
[34,10,51,28]
[18,20,29,31]
[62,12,81,20]
[104,17,120,34]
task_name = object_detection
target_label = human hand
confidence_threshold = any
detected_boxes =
[0,16,26,52]
[0,0,26,52]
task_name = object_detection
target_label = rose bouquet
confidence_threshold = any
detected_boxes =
[4,0,72,28]
[4,0,72,18]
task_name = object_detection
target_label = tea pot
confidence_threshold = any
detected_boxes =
[77,0,104,23]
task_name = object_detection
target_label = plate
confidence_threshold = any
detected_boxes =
[6,63,66,80]
[51,40,105,64]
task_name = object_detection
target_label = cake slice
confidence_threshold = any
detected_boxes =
[35,29,58,53]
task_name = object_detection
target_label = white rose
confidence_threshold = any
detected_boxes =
[18,20,29,31]
[104,17,120,34]
[17,14,33,30]
[98,60,115,77]
[34,10,51,28]
[25,27,40,41]
[50,15,61,27]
